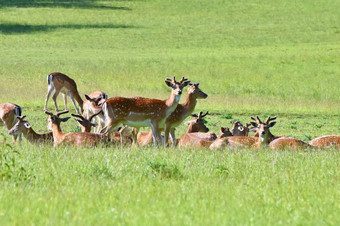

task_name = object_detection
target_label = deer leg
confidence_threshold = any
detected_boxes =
[163,123,171,147]
[62,93,67,111]
[52,90,60,112]
[150,122,161,146]
[69,93,82,115]
[44,85,55,111]
[169,128,176,146]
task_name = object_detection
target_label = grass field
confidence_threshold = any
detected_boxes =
[0,0,340,225]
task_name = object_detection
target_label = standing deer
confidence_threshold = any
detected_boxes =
[8,115,53,144]
[135,82,208,146]
[0,103,22,141]
[44,110,109,147]
[82,91,107,132]
[308,135,340,149]
[44,72,83,115]
[100,77,190,146]
[210,116,277,150]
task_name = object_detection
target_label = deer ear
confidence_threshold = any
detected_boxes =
[250,122,258,127]
[269,121,277,127]
[165,80,173,88]
[221,127,228,132]
[238,126,244,132]
[85,94,91,101]
[61,117,71,122]
[184,120,191,126]
[24,122,31,128]
[91,122,98,127]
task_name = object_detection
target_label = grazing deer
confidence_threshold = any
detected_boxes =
[8,115,53,144]
[44,72,83,115]
[100,77,190,146]
[308,135,340,149]
[209,116,277,150]
[72,111,133,144]
[44,110,109,147]
[82,91,107,132]
[0,103,22,141]
[137,111,210,147]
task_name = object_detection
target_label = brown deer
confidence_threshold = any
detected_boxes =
[269,137,311,150]
[210,116,277,150]
[44,110,109,147]
[0,103,22,141]
[72,111,132,145]
[44,72,83,115]
[8,115,53,144]
[231,121,251,136]
[135,82,208,146]
[100,77,190,146]
[308,135,340,149]
[137,111,210,147]
[82,91,107,132]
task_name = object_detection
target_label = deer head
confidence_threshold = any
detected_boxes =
[8,115,30,135]
[71,110,102,132]
[250,115,277,143]
[187,83,208,99]
[85,94,104,107]
[165,76,191,96]
[231,121,250,136]
[44,110,71,130]
[185,111,210,132]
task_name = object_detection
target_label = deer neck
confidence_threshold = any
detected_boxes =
[256,132,275,147]
[51,123,65,142]
[186,122,196,133]
[182,92,198,114]
[73,91,84,112]
[23,127,40,142]
[165,91,181,117]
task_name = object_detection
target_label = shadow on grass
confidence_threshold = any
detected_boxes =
[0,22,137,34]
[0,0,131,10]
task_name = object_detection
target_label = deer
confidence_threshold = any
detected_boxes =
[231,121,251,136]
[137,111,210,147]
[71,111,133,145]
[44,110,109,147]
[177,111,233,149]
[8,115,53,144]
[82,91,108,132]
[308,135,340,149]
[44,72,83,115]
[209,116,277,150]
[100,76,191,146]
[0,103,22,142]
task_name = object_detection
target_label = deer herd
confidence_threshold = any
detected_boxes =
[1,72,339,150]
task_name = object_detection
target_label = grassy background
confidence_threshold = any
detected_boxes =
[0,0,340,225]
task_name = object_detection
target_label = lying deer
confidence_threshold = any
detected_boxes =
[82,91,107,132]
[8,115,53,144]
[45,110,109,147]
[0,102,22,142]
[100,77,190,146]
[44,72,83,115]
[308,135,340,149]
[210,116,277,150]
[71,112,132,145]
[138,111,210,147]
[178,112,233,149]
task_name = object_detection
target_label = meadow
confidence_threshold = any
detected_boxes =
[0,0,339,225]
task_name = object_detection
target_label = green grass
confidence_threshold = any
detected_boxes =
[0,0,340,225]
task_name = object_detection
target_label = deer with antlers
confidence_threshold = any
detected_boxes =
[8,115,53,144]
[178,112,233,149]
[44,72,84,115]
[100,77,190,146]
[71,111,133,145]
[44,110,109,147]
[82,91,108,132]
[308,135,340,149]
[138,111,210,146]
[210,116,277,150]
[0,103,22,142]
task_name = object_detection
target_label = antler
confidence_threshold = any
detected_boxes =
[56,110,69,117]
[201,111,209,118]
[16,115,26,120]
[71,113,85,120]
[179,76,189,83]
[265,116,277,124]
[250,115,262,124]
[44,109,53,116]
[89,110,102,122]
